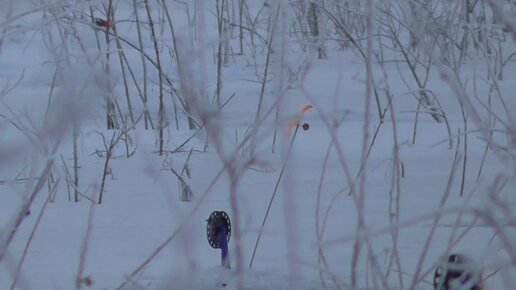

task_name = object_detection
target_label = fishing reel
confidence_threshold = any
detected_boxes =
[434,254,482,290]
[206,211,232,269]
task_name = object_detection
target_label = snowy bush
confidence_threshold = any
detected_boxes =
[1,0,516,289]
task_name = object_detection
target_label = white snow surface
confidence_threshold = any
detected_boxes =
[1,1,516,290]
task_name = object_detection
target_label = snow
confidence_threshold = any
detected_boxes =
[1,1,516,290]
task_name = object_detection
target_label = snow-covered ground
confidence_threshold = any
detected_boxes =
[1,1,516,289]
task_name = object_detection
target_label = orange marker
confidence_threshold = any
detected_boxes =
[287,104,312,136]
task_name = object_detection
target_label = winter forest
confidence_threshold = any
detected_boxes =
[1,0,516,289]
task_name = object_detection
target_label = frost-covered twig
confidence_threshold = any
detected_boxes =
[97,114,142,204]
[378,57,403,288]
[143,0,166,154]
[409,132,462,290]
[131,0,150,129]
[111,15,135,125]
[250,2,280,156]
[76,195,97,290]
[315,139,341,289]
[10,185,55,290]
[486,0,516,41]
[0,160,54,264]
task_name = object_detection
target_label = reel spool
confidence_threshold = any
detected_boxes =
[434,254,482,290]
[206,211,231,249]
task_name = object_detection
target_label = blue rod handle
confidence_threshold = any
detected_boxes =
[219,227,231,269]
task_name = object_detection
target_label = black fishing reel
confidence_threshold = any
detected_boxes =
[206,211,231,249]
[434,254,482,290]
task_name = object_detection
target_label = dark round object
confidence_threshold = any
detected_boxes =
[302,123,309,131]
[206,211,231,249]
[434,254,481,290]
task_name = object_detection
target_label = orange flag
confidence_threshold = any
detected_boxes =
[287,104,312,136]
